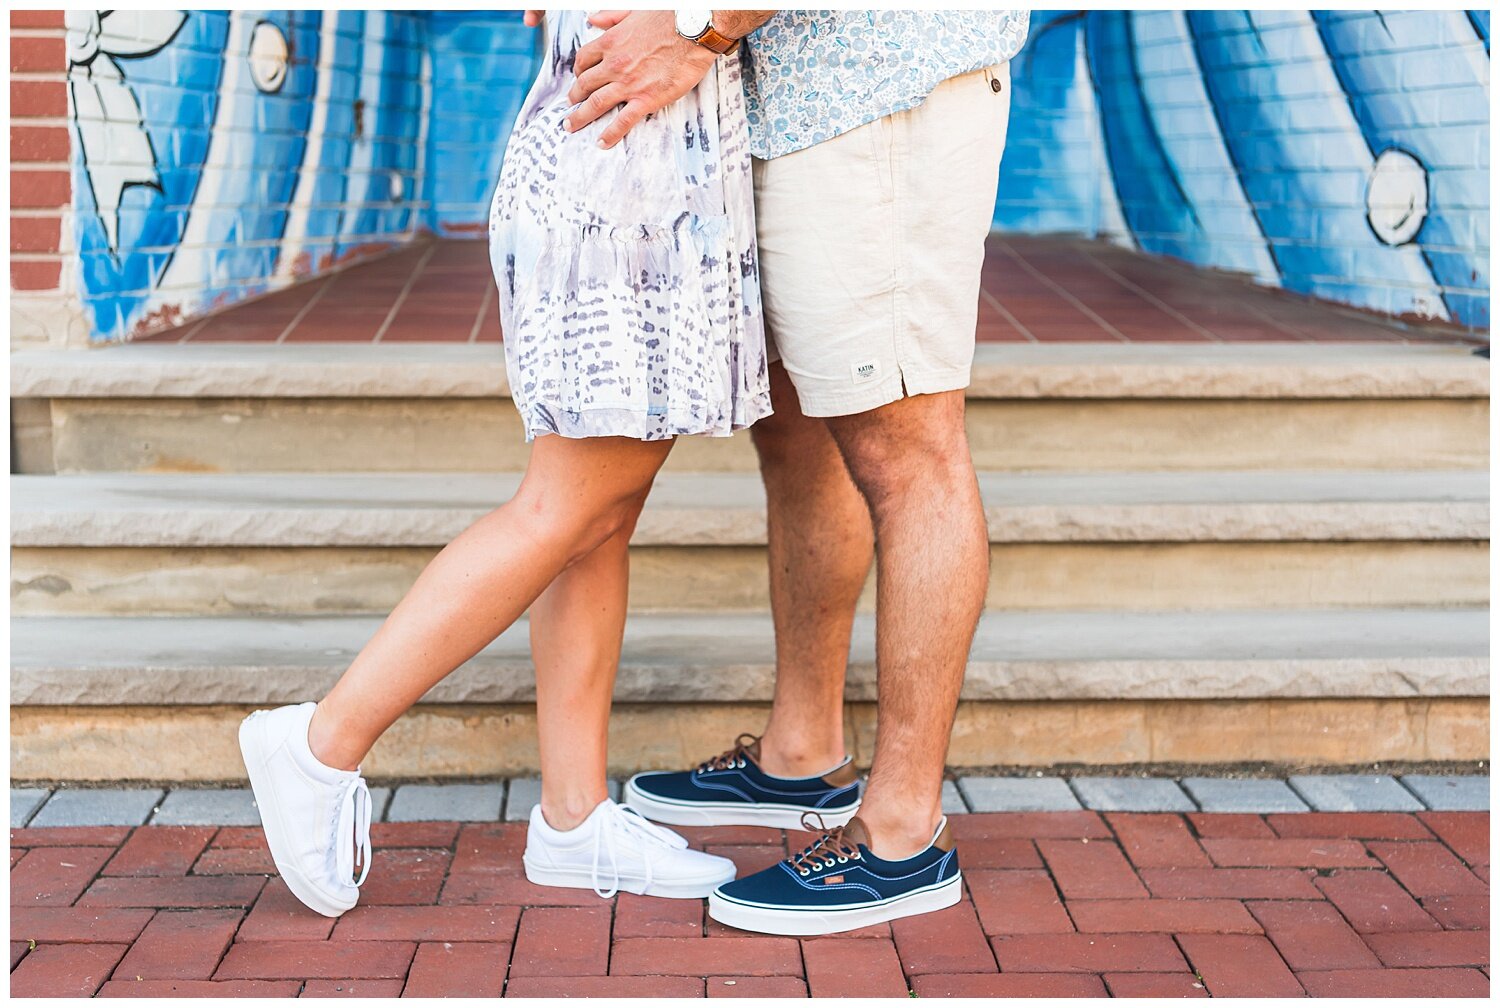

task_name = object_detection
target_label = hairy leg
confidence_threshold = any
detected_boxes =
[531,508,641,830]
[825,389,988,858]
[750,362,875,776]
[307,435,673,770]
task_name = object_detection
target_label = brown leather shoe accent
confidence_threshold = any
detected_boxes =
[820,759,858,788]
[932,817,955,852]
[841,815,872,848]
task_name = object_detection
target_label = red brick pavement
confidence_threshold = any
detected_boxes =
[135,235,1485,346]
[10,812,1488,998]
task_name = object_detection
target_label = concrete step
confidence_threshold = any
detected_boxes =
[13,608,1487,707]
[11,470,1488,614]
[12,342,1488,473]
[11,608,1487,780]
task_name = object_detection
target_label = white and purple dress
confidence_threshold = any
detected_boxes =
[488,11,770,441]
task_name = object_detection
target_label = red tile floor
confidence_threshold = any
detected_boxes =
[136,235,1486,347]
[10,811,1489,997]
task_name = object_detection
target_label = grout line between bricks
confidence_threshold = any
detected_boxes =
[273,274,335,344]
[978,286,1037,343]
[998,241,1130,342]
[1392,774,1435,811]
[468,286,493,344]
[1078,244,1223,341]
[1061,775,1089,812]
[372,241,438,344]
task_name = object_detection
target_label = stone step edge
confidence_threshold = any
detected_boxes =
[12,470,1490,547]
[11,609,1488,706]
[10,771,1490,828]
[11,341,1489,400]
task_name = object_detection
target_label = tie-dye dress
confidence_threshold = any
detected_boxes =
[488,11,771,441]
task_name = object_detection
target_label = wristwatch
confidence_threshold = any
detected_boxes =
[675,9,739,55]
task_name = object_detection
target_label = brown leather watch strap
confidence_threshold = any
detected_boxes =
[692,24,740,55]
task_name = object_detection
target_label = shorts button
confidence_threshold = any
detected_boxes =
[990,76,1003,93]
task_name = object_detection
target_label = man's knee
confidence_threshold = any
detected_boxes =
[750,362,838,474]
[830,392,975,510]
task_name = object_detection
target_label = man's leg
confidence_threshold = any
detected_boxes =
[749,361,874,777]
[824,388,989,859]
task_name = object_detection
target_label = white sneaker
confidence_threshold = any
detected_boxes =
[523,798,737,899]
[238,702,373,917]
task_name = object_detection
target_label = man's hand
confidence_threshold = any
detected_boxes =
[565,10,718,149]
[523,10,542,28]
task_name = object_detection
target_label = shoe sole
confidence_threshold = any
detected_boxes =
[522,855,734,899]
[622,778,860,830]
[238,712,356,919]
[707,872,963,936]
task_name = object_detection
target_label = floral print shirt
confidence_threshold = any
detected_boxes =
[741,9,1031,160]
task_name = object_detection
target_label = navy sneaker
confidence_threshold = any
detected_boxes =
[623,733,862,829]
[708,814,961,935]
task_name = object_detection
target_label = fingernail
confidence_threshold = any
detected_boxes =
[597,139,608,149]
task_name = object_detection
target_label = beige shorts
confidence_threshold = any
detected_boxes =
[752,62,1012,417]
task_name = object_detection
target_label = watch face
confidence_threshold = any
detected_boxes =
[675,9,711,37]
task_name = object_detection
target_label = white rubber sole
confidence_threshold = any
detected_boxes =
[623,778,860,830]
[238,711,356,919]
[522,855,735,899]
[708,872,963,936]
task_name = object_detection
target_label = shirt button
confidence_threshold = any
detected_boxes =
[990,76,1003,93]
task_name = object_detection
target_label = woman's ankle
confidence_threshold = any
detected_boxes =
[539,788,609,832]
[305,703,365,773]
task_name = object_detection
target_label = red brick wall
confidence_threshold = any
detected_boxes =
[10,10,70,298]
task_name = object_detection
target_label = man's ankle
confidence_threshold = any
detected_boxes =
[755,732,847,779]
[855,806,942,862]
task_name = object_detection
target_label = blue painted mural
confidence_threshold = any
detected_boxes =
[994,9,1489,327]
[67,9,538,341]
[68,9,1488,342]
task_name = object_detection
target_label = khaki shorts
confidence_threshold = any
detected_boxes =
[752,62,1012,417]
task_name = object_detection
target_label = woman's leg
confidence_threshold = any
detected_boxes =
[530,506,640,831]
[306,434,673,771]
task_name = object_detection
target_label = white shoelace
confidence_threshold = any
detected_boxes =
[333,777,373,888]
[589,802,689,899]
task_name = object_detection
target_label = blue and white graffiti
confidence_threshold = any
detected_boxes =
[996,9,1489,328]
[70,9,1488,342]
[68,9,534,342]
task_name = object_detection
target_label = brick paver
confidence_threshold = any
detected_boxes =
[150,789,262,827]
[1103,972,1209,997]
[103,826,217,878]
[706,975,807,997]
[7,811,1490,997]
[802,938,909,997]
[509,906,610,977]
[1246,900,1382,971]
[1417,811,1489,866]
[113,908,244,981]
[1105,812,1213,869]
[1314,869,1441,933]
[1286,774,1424,812]
[1367,839,1488,897]
[1182,778,1309,813]
[1177,933,1306,997]
[402,941,509,997]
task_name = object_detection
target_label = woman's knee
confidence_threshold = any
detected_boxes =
[561,491,648,565]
